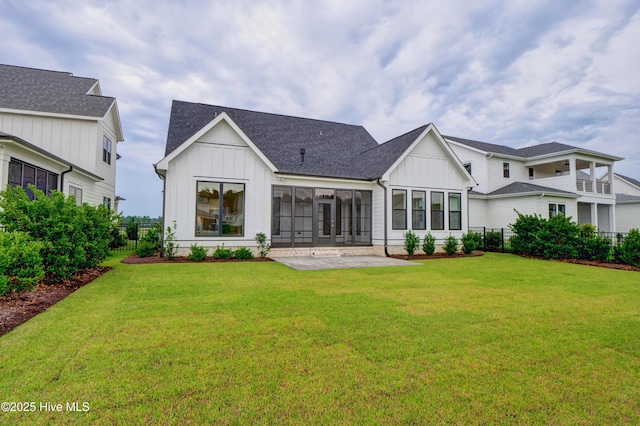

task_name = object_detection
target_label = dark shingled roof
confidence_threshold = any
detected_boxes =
[165,100,431,180]
[0,64,115,117]
[488,182,576,197]
[444,135,580,159]
[615,173,640,189]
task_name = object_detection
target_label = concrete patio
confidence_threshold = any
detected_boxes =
[270,255,421,271]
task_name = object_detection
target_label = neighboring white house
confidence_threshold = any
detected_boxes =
[445,135,623,232]
[0,64,123,210]
[601,173,640,233]
[155,101,476,256]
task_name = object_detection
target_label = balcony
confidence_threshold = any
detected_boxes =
[576,179,611,194]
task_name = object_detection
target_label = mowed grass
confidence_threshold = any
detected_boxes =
[1,253,639,424]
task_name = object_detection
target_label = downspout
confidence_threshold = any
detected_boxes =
[60,166,73,193]
[376,179,390,257]
[154,163,167,257]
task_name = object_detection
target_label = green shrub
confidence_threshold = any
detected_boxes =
[188,244,208,261]
[110,226,127,249]
[403,230,420,256]
[444,235,458,255]
[485,231,503,251]
[0,232,44,296]
[234,247,254,260]
[136,241,158,257]
[461,232,482,254]
[163,221,178,260]
[0,185,116,283]
[141,223,162,248]
[509,211,580,259]
[578,229,612,262]
[422,232,436,256]
[620,229,640,267]
[213,244,233,259]
[255,232,270,258]
[126,218,139,240]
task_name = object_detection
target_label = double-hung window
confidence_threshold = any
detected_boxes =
[392,189,407,230]
[449,193,462,230]
[430,192,445,230]
[196,181,245,236]
[69,186,83,206]
[549,203,566,218]
[103,136,112,165]
[412,190,426,230]
[503,162,510,178]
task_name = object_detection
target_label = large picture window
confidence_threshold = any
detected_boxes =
[412,190,426,230]
[392,189,407,230]
[431,192,445,230]
[8,158,58,200]
[196,181,245,236]
[449,193,462,230]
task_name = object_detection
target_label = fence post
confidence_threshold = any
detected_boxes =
[483,227,487,251]
[501,228,505,253]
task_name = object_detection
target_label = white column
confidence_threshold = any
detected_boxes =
[591,203,597,228]
[590,162,596,193]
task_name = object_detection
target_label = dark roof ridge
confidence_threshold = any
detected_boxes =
[173,99,367,130]
[359,124,429,155]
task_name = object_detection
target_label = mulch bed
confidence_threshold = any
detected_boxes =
[121,254,274,264]
[390,251,485,260]
[0,266,111,337]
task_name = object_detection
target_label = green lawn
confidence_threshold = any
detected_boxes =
[1,253,639,424]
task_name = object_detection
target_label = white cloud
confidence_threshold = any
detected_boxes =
[0,0,639,215]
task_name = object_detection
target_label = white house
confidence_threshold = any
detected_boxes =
[0,64,123,210]
[445,136,623,232]
[603,173,640,233]
[155,101,476,256]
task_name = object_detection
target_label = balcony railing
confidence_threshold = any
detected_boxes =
[576,179,611,194]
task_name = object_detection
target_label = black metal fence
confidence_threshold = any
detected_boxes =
[110,223,160,254]
[469,226,629,253]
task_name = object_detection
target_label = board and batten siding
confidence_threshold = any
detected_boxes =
[163,120,274,246]
[448,144,489,194]
[386,131,471,246]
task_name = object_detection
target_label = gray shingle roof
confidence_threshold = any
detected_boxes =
[0,64,115,117]
[487,182,576,197]
[444,135,580,159]
[165,100,427,180]
[615,173,640,189]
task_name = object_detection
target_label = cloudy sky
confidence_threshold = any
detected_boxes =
[1,0,639,216]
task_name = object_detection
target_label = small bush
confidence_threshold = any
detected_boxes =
[444,235,458,255]
[234,247,254,260]
[0,232,44,297]
[620,228,640,267]
[126,218,139,240]
[403,230,420,256]
[213,244,233,259]
[422,233,436,256]
[461,232,482,254]
[136,241,158,257]
[164,221,178,260]
[255,232,270,258]
[485,231,502,251]
[141,224,162,248]
[188,244,208,261]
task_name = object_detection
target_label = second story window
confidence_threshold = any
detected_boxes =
[103,135,112,165]
[529,168,534,180]
[503,162,510,178]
